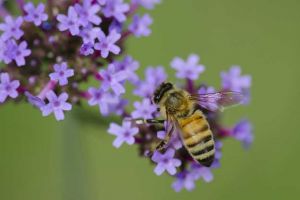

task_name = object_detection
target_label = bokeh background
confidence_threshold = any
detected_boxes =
[1,0,300,200]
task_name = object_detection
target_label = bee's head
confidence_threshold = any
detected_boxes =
[152,82,174,104]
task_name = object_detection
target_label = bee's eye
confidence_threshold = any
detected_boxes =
[154,95,160,103]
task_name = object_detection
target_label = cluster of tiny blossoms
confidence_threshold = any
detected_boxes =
[0,0,253,192]
[0,0,157,119]
[108,54,253,192]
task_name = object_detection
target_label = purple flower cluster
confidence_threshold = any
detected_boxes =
[0,0,156,121]
[108,55,253,191]
[172,164,213,192]
[0,0,252,192]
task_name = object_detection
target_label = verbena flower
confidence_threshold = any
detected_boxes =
[211,141,222,168]
[232,119,253,148]
[23,2,48,26]
[131,98,157,118]
[132,0,161,9]
[99,63,127,95]
[78,24,101,44]
[133,66,167,98]
[80,42,94,56]
[171,54,205,80]
[145,66,167,84]
[94,29,121,58]
[108,121,139,148]
[172,170,196,192]
[88,87,118,115]
[129,14,153,37]
[102,0,129,22]
[114,56,139,84]
[57,6,81,36]
[97,0,107,6]
[1,39,31,66]
[221,66,251,92]
[0,16,23,40]
[152,148,182,176]
[49,62,74,86]
[74,0,101,26]
[41,91,72,121]
[108,98,128,116]
[191,164,214,182]
[0,72,20,103]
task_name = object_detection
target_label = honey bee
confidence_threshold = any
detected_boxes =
[135,82,244,167]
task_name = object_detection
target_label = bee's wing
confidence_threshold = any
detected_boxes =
[189,91,245,112]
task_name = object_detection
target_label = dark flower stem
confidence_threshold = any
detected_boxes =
[218,128,232,138]
[186,79,195,93]
[47,0,54,19]
[127,3,139,17]
[120,31,132,43]
[79,91,92,100]
[0,6,9,18]
[16,0,25,15]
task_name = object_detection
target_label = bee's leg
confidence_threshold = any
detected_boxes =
[154,123,175,152]
[130,118,165,125]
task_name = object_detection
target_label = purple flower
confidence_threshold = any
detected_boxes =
[94,29,121,58]
[108,98,128,116]
[129,14,152,37]
[133,80,156,98]
[108,121,139,148]
[1,39,31,66]
[131,98,157,119]
[145,66,167,84]
[80,42,94,56]
[99,63,127,95]
[211,141,222,168]
[232,119,253,148]
[87,87,118,115]
[133,66,167,98]
[102,0,129,22]
[109,20,123,33]
[172,170,196,192]
[151,148,181,175]
[40,91,72,121]
[24,2,48,26]
[191,164,214,182]
[114,56,139,84]
[0,16,23,41]
[171,54,205,80]
[78,25,101,44]
[57,6,81,36]
[97,0,107,6]
[132,0,160,9]
[49,62,74,86]
[74,0,101,26]
[24,91,45,108]
[0,72,20,103]
[221,66,251,92]
[13,40,31,66]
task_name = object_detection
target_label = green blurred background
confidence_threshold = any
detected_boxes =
[1,0,300,199]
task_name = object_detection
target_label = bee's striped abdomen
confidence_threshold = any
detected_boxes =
[179,110,215,167]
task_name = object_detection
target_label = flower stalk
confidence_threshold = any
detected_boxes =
[0,0,253,192]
